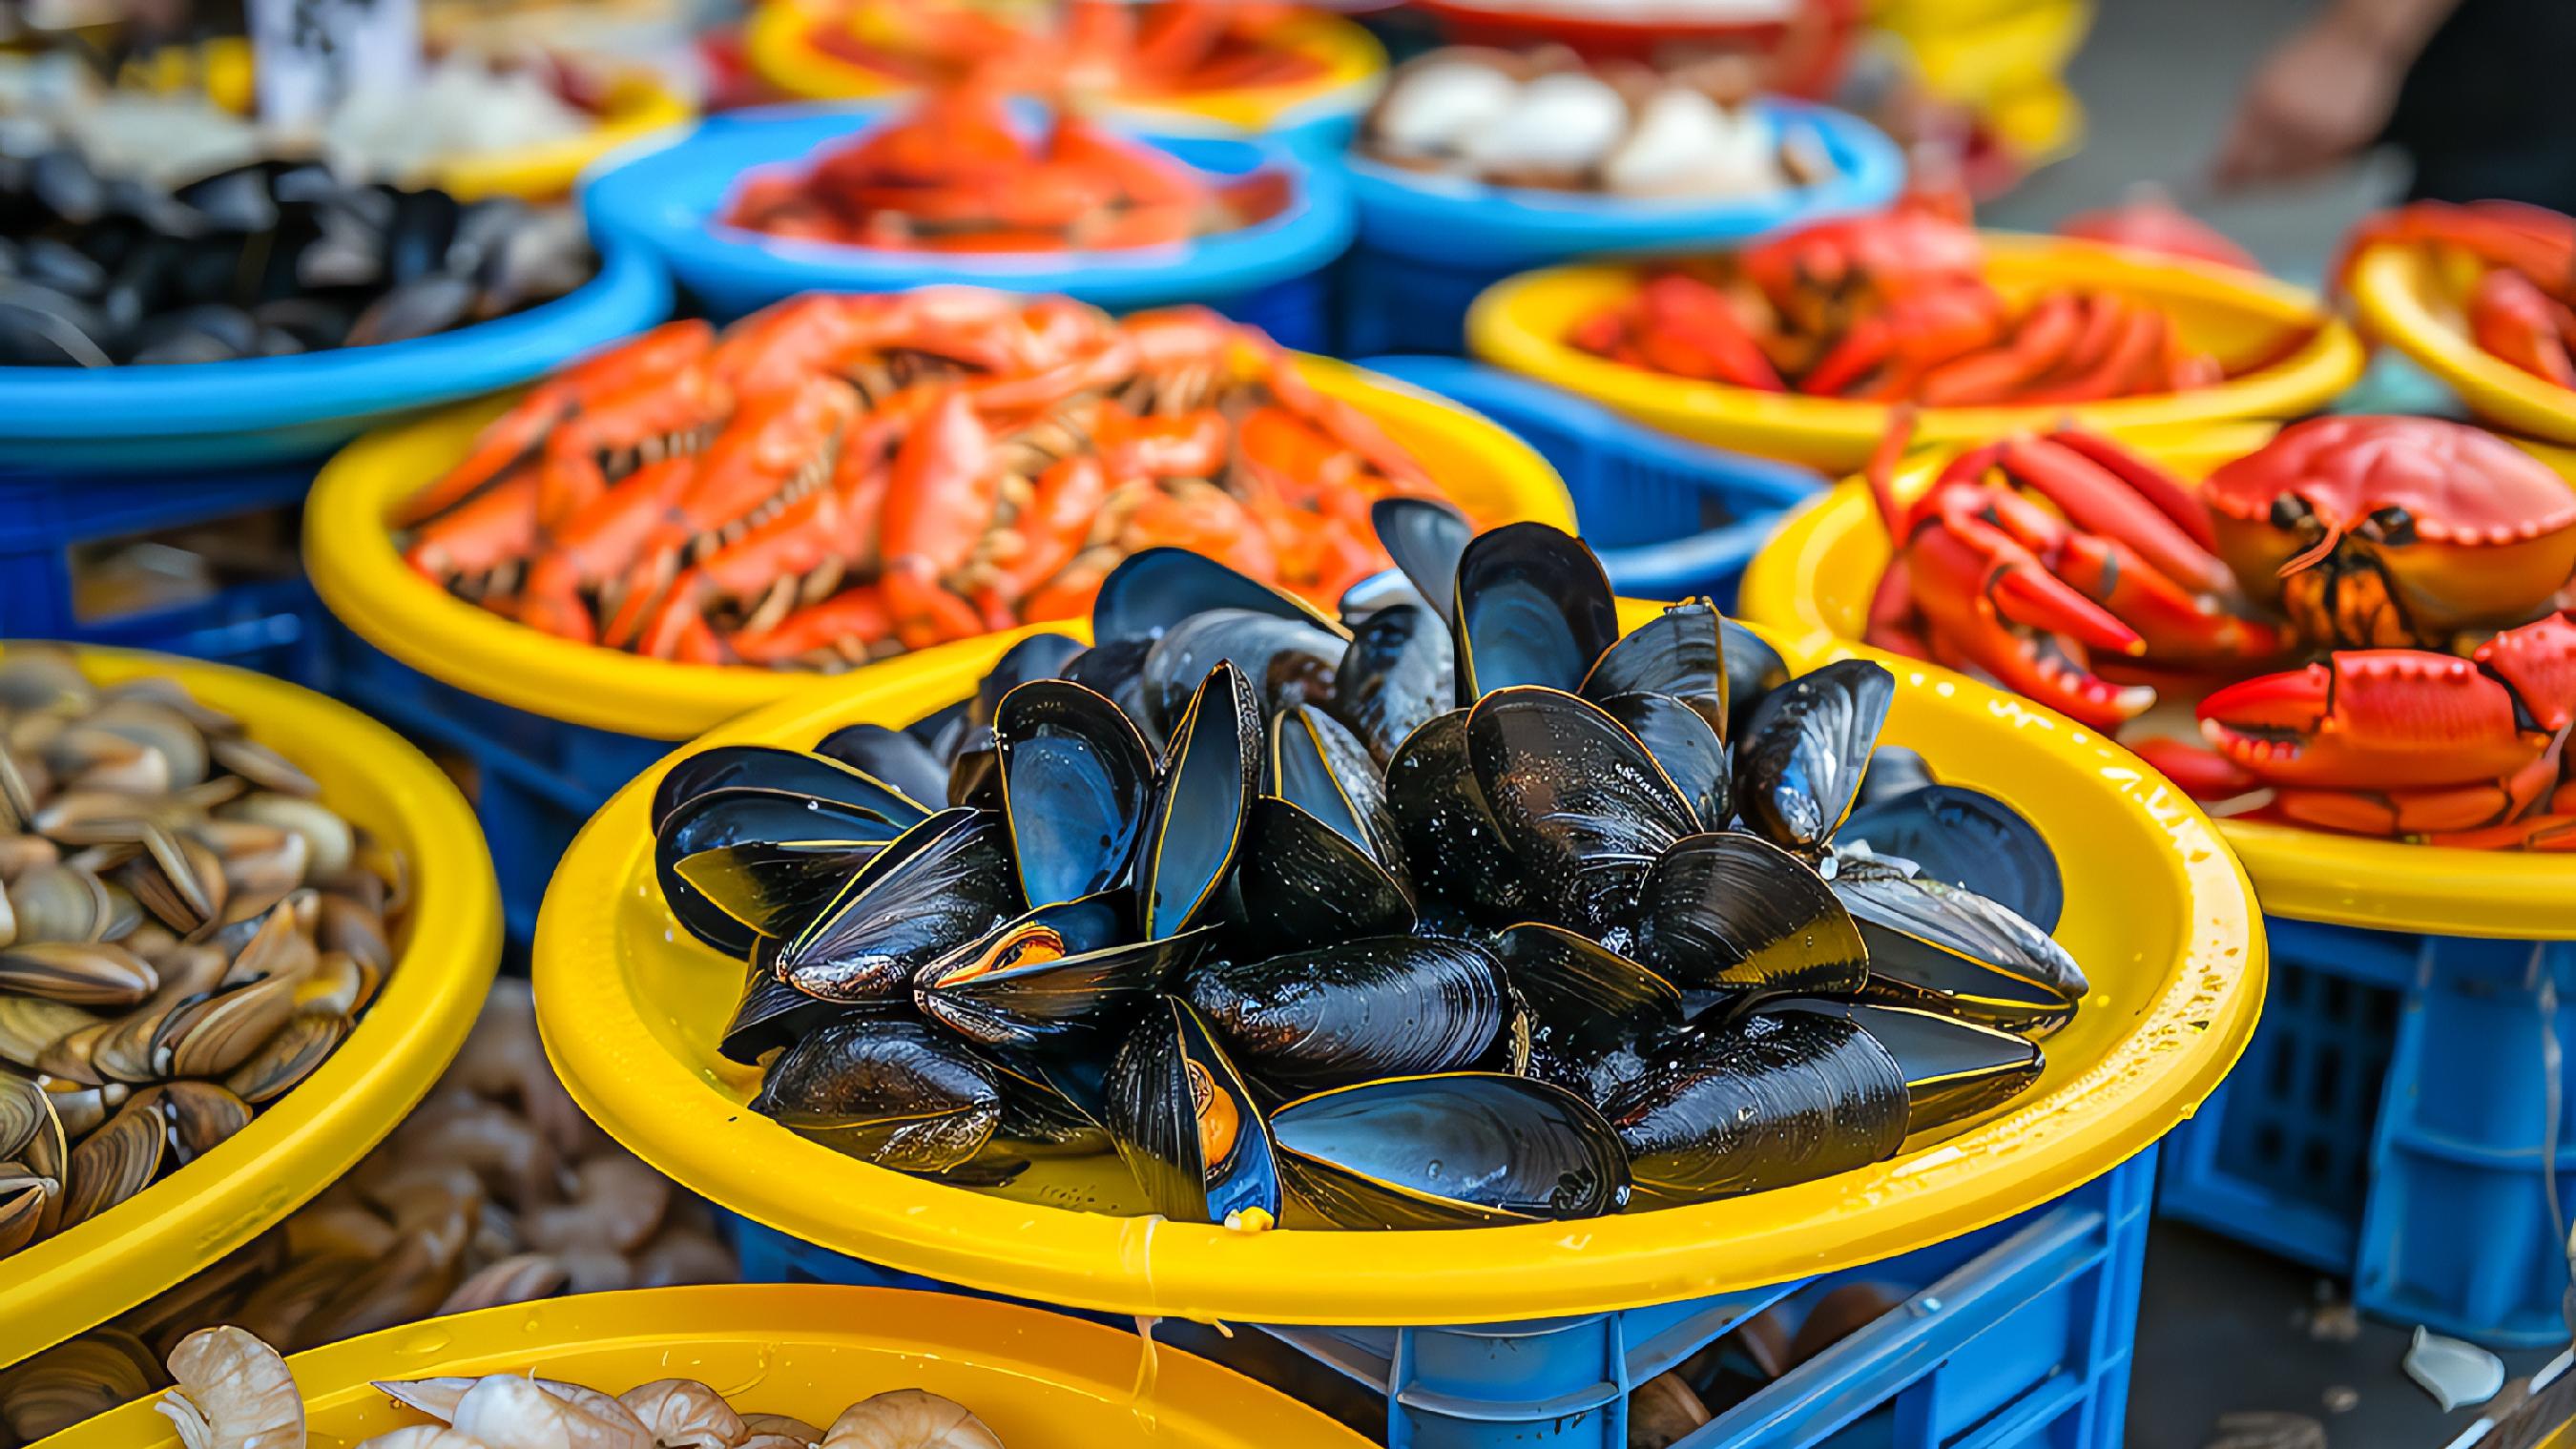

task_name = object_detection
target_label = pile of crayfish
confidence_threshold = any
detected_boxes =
[395,288,1447,668]
[724,87,1289,252]
[1568,196,2237,404]
[803,0,1329,100]
[1867,412,2576,849]
[2339,199,2576,390]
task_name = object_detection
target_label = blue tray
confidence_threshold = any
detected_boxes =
[0,245,673,471]
[581,102,1354,343]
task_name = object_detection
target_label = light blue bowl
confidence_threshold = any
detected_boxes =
[0,243,672,471]
[580,103,1354,322]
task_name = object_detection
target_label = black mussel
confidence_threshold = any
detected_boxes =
[720,946,875,1065]
[176,165,280,234]
[970,632,1086,728]
[1451,523,1620,704]
[1840,785,2063,932]
[1466,687,1698,933]
[813,723,952,811]
[1371,496,1473,627]
[1599,692,1731,828]
[1104,997,1282,1227]
[1583,602,1729,741]
[1184,936,1510,1097]
[1235,797,1415,950]
[1761,997,2042,1133]
[652,744,930,834]
[1854,746,1935,806]
[18,238,104,298]
[1630,832,1867,996]
[1272,1073,1631,1229]
[1332,603,1452,769]
[1061,638,1159,749]
[1720,620,1793,740]
[915,894,1210,1050]
[1141,609,1347,736]
[1736,659,1894,854]
[1831,866,2088,1037]
[995,680,1153,908]
[1383,710,1532,928]
[979,1046,1112,1157]
[946,725,1001,810]
[471,205,593,315]
[131,304,258,364]
[346,274,476,348]
[907,698,968,754]
[1271,705,1408,889]
[386,186,466,284]
[1494,922,1685,1108]
[754,1018,1001,1173]
[0,281,113,367]
[655,787,913,955]
[1604,1009,1908,1207]
[1139,662,1258,940]
[774,808,1020,1002]
[1092,548,1338,649]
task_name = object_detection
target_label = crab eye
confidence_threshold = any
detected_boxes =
[2363,505,2417,546]
[2269,494,2314,531]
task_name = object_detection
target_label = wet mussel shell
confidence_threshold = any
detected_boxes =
[1271,1072,1631,1229]
[1270,705,1409,886]
[1597,692,1731,829]
[1832,867,2088,1037]
[1466,687,1698,934]
[1630,832,1868,996]
[659,788,912,956]
[1582,602,1730,741]
[1333,603,1453,769]
[812,724,951,814]
[1061,639,1159,752]
[754,1017,1001,1173]
[1719,620,1794,741]
[773,808,1020,1003]
[1604,1009,1908,1207]
[1381,710,1532,929]
[1452,523,1620,704]
[650,745,929,835]
[914,894,1212,1050]
[1762,997,2043,1133]
[1104,996,1281,1227]
[719,944,871,1066]
[1093,549,1340,651]
[1493,922,1685,1109]
[994,680,1153,910]
[1138,663,1259,942]
[1839,785,2064,932]
[1142,610,1348,736]
[1735,659,1894,855]
[1370,496,1474,627]
[1235,797,1415,951]
[970,633,1088,729]
[1183,935,1513,1098]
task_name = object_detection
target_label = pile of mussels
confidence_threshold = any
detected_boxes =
[651,511,2084,1229]
[0,128,593,366]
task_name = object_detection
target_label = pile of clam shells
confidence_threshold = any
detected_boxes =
[651,510,2083,1230]
[0,648,404,1263]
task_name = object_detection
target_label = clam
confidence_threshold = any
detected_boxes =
[224,792,355,880]
[210,736,320,797]
[154,969,305,1078]
[1272,1073,1630,1228]
[143,1080,254,1166]
[1104,996,1280,1227]
[0,1163,52,1256]
[8,861,117,942]
[56,1091,164,1228]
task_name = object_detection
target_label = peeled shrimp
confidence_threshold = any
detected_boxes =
[620,1379,745,1449]
[450,1375,653,1449]
[376,1378,647,1442]
[157,1327,304,1449]
[821,1392,1002,1449]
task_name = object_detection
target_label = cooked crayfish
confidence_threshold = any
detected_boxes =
[2338,199,2576,390]
[1569,195,2234,404]
[1870,414,2576,848]
[399,289,1445,668]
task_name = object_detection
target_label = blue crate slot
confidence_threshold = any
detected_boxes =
[721,1149,2155,1449]
[2159,916,2576,1347]
[1354,356,1823,605]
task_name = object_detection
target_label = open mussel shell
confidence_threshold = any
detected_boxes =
[1184,936,1513,1098]
[969,633,1088,729]
[1631,832,1867,996]
[1370,497,1474,619]
[1762,998,2043,1133]
[1840,785,2064,932]
[1720,620,1794,741]
[1604,1009,1909,1207]
[812,724,951,812]
[126,826,227,935]
[978,1047,1111,1160]
[915,895,1211,1050]
[774,809,1020,1004]
[1831,867,2088,1037]
[946,725,1002,811]
[995,680,1153,909]
[1736,659,1894,855]
[0,941,156,1007]
[655,786,917,954]
[1104,996,1281,1227]
[1093,548,1341,650]
[1236,797,1415,951]
[721,945,868,1065]
[0,1164,51,1257]
[1062,639,1159,752]
[1582,602,1730,740]
[1273,1073,1631,1229]
[1467,687,1698,934]
[1382,710,1531,929]
[1271,705,1409,889]
[1494,922,1685,1109]
[1451,523,1620,704]
[1139,663,1257,942]
[1598,693,1731,828]
[1333,603,1452,769]
[753,1017,1001,1173]
[650,745,931,836]
[1142,609,1349,735]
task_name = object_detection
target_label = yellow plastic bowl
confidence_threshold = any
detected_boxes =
[0,647,501,1370]
[532,603,2265,1328]
[2348,240,2576,447]
[307,352,1574,741]
[1467,234,2367,471]
[25,1285,1375,1449]
[1901,0,2091,105]
[744,1,1384,135]
[434,71,695,202]
[1737,427,2576,939]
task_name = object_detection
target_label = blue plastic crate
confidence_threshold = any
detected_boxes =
[0,460,330,683]
[1336,100,1903,357]
[2159,917,2576,1348]
[723,1148,2156,1449]
[1354,357,1824,605]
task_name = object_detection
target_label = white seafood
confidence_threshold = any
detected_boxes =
[1460,72,1630,176]
[741,1413,822,1443]
[156,1327,305,1449]
[322,52,590,183]
[619,1379,746,1449]
[1366,58,1520,158]
[450,1374,654,1449]
[821,1392,1002,1449]
[1601,87,1789,197]
[353,1428,499,1449]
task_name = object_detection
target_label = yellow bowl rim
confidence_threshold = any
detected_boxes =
[2347,241,2576,447]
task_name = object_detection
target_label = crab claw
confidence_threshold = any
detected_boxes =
[2198,651,2539,791]
[1904,517,2154,731]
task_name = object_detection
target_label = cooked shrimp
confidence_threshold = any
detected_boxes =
[619,1379,745,1449]
[351,1428,497,1449]
[436,1253,571,1315]
[821,1392,1002,1449]
[157,1327,304,1449]
[523,1155,670,1255]
[739,1414,821,1443]
[450,1375,653,1449]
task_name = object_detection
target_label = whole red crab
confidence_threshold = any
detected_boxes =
[1870,414,2576,848]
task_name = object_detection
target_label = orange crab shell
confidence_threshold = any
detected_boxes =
[2200,416,2576,637]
